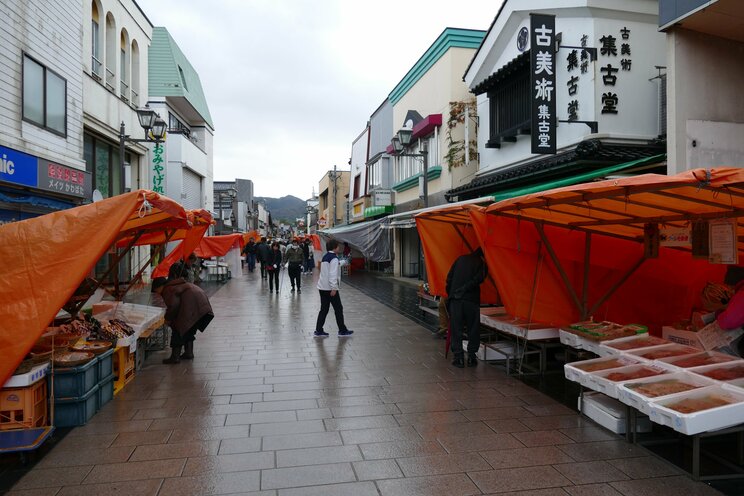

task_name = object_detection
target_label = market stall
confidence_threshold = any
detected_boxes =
[0,190,209,445]
[194,233,245,280]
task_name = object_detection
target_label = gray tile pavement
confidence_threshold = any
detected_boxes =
[3,270,724,495]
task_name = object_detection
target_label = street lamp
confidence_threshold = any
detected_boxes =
[119,104,167,194]
[391,129,429,208]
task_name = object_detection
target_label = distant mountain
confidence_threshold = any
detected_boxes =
[256,195,306,223]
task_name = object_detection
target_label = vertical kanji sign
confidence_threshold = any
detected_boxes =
[530,13,556,154]
[152,143,165,194]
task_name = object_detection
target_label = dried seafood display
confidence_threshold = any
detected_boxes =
[53,350,95,367]
[606,367,666,382]
[566,321,648,342]
[635,345,700,360]
[665,394,737,414]
[71,340,113,354]
[670,353,739,369]
[573,358,635,372]
[626,379,702,398]
[98,319,134,341]
[606,336,669,351]
[58,318,97,335]
[699,365,744,381]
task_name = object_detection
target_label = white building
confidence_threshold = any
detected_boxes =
[451,0,667,201]
[0,0,90,223]
[348,125,370,223]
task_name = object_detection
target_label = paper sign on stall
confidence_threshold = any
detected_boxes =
[709,218,738,264]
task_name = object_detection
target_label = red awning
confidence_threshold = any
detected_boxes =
[412,114,442,140]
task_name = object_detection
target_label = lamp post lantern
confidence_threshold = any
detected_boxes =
[119,104,167,195]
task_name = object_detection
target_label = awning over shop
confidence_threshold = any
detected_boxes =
[319,217,391,262]
[476,168,744,332]
[364,205,394,217]
[194,234,245,259]
[0,190,198,387]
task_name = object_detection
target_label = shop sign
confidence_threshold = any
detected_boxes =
[37,160,92,199]
[374,189,392,206]
[660,227,691,247]
[0,145,38,188]
[151,143,165,194]
[530,13,556,155]
[318,217,327,227]
[709,218,738,265]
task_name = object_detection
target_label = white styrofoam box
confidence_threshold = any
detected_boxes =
[689,361,744,383]
[655,351,741,371]
[617,372,715,415]
[3,362,50,388]
[600,334,670,355]
[564,355,640,386]
[580,391,652,434]
[480,306,506,317]
[626,344,701,363]
[648,384,744,435]
[726,377,744,390]
[587,364,670,399]
[662,326,705,350]
[463,341,514,361]
[559,329,580,348]
[481,314,559,341]
[582,338,606,356]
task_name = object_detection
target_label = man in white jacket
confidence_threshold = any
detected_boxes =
[314,239,354,337]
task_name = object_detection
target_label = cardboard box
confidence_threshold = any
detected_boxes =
[662,326,705,350]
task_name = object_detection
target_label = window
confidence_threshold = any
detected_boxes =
[178,65,188,90]
[23,54,67,136]
[169,113,191,137]
[119,29,129,100]
[131,40,140,106]
[105,13,116,92]
[91,1,101,78]
[482,53,531,148]
[368,160,382,189]
[394,155,423,184]
[353,174,361,199]
[84,133,122,199]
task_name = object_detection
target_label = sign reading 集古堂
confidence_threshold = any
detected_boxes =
[530,13,556,155]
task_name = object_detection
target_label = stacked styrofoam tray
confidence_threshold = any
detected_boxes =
[655,351,741,371]
[581,338,606,356]
[559,329,580,348]
[3,362,50,388]
[586,364,670,399]
[564,355,640,387]
[625,344,701,363]
[648,384,744,435]
[727,378,744,391]
[617,371,715,415]
[600,334,670,355]
[689,361,744,384]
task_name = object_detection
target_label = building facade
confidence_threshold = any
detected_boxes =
[213,178,255,233]
[450,0,667,201]
[317,168,350,230]
[148,27,214,212]
[365,99,395,220]
[660,0,744,173]
[0,0,91,224]
[348,125,370,223]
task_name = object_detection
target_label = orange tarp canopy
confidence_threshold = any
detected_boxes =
[194,234,245,259]
[151,222,211,278]
[242,230,261,245]
[0,190,193,387]
[415,203,499,304]
[473,168,744,332]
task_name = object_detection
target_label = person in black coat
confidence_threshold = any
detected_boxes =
[266,242,283,293]
[242,239,257,273]
[446,247,488,368]
[256,237,272,279]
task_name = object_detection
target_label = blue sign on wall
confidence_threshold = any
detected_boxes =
[0,145,39,188]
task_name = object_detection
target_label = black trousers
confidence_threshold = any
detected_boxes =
[259,261,267,278]
[449,299,480,357]
[170,314,213,347]
[288,263,301,288]
[268,269,279,291]
[315,290,347,332]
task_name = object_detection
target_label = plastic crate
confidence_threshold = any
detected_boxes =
[96,348,114,380]
[97,374,114,411]
[0,379,48,430]
[112,347,135,395]
[53,358,98,399]
[54,384,99,427]
[135,339,146,371]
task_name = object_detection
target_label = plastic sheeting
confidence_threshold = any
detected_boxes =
[320,217,391,262]
[194,234,245,259]
[0,190,194,388]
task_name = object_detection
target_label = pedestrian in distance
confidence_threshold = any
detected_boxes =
[152,275,214,364]
[285,238,304,292]
[301,238,311,273]
[446,247,488,368]
[314,239,354,338]
[242,239,257,273]
[256,237,271,279]
[266,242,283,293]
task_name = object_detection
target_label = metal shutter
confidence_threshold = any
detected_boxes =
[182,168,202,209]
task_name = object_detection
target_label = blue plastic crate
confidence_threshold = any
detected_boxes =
[97,374,114,411]
[53,358,98,398]
[96,348,114,380]
[53,384,99,427]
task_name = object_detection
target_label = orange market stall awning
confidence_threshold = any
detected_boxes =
[242,230,261,245]
[476,168,744,331]
[414,201,500,304]
[194,234,245,259]
[0,190,197,387]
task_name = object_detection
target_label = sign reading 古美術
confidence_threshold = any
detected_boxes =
[530,13,556,155]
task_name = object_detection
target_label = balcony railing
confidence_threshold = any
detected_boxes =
[120,80,129,102]
[131,88,139,107]
[91,55,102,80]
[105,67,115,92]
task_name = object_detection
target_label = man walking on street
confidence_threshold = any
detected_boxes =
[256,237,271,279]
[242,239,257,273]
[301,238,311,273]
[446,247,487,368]
[314,239,353,338]
[285,238,304,292]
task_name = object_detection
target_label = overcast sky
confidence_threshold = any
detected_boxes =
[145,0,502,200]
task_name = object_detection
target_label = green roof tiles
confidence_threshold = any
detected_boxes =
[388,28,486,105]
[149,27,214,128]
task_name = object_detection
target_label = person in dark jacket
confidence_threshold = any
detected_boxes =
[152,276,214,364]
[256,237,271,279]
[285,238,304,292]
[266,242,283,293]
[301,238,311,273]
[445,247,487,368]
[242,239,257,273]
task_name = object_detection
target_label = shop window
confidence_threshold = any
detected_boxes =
[22,54,67,137]
[486,63,530,148]
[84,133,123,199]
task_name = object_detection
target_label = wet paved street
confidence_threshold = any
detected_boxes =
[6,270,723,495]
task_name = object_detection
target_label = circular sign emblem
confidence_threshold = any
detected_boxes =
[517,27,529,52]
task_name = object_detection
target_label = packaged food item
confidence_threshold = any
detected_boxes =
[607,336,669,351]
[635,345,700,360]
[573,357,632,372]
[700,364,744,381]
[626,379,702,398]
[606,367,665,382]
[665,394,736,414]
[669,352,738,369]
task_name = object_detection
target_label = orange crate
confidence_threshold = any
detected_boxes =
[0,379,48,430]
[112,347,136,395]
